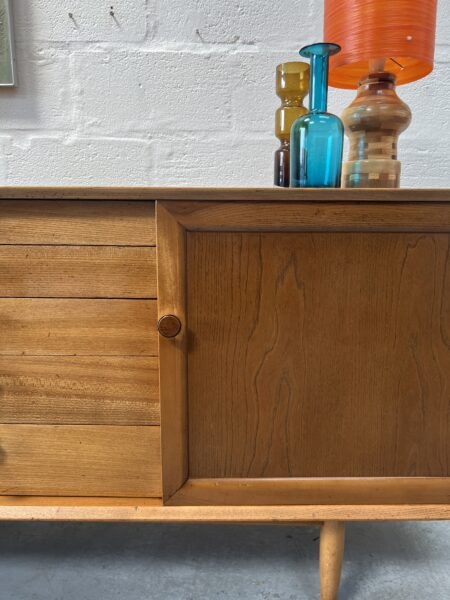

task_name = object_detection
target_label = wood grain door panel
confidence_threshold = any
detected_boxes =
[187,232,450,479]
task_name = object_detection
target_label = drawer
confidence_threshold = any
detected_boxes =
[0,245,157,298]
[0,200,156,245]
[0,298,158,356]
[0,356,160,425]
[0,200,156,298]
[0,199,159,428]
[0,424,162,497]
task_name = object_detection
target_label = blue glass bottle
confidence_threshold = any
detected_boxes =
[290,43,344,188]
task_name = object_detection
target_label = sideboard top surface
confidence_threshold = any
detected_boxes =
[0,187,449,202]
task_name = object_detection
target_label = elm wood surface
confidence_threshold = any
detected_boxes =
[157,203,189,501]
[0,245,157,298]
[187,232,450,479]
[0,200,156,245]
[0,356,159,425]
[169,479,450,506]
[159,199,450,506]
[163,201,450,232]
[0,298,158,356]
[0,186,448,202]
[0,425,162,497]
[1,497,450,522]
[320,521,345,600]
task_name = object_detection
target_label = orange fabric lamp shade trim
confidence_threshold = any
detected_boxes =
[324,0,438,89]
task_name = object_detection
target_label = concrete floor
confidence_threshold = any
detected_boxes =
[0,521,449,599]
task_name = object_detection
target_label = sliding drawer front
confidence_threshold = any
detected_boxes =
[0,357,160,425]
[0,200,156,245]
[0,200,156,298]
[0,299,158,356]
[0,200,159,428]
[0,425,162,497]
[0,245,157,298]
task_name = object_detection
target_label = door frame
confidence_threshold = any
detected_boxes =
[156,199,450,506]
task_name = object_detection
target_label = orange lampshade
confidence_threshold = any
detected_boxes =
[324,0,437,89]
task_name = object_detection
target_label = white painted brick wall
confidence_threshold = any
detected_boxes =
[0,0,448,187]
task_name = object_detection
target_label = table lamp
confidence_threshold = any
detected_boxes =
[325,0,438,188]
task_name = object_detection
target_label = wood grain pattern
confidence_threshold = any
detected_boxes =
[187,232,450,478]
[1,497,450,522]
[156,203,188,501]
[170,478,450,506]
[0,356,159,424]
[0,186,448,203]
[0,200,156,245]
[320,521,345,600]
[0,246,156,298]
[165,201,450,232]
[0,299,158,355]
[0,425,162,497]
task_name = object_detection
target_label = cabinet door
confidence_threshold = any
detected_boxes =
[157,201,450,505]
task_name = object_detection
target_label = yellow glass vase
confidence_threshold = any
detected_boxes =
[274,62,309,187]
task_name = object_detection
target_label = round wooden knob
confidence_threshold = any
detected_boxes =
[157,314,182,338]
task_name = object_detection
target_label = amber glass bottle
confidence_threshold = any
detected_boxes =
[274,62,309,187]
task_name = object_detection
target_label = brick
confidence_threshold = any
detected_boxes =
[6,137,153,185]
[233,52,303,133]
[0,137,11,184]
[154,135,275,186]
[72,50,236,133]
[436,0,450,45]
[0,44,70,130]
[398,146,441,188]
[14,0,152,43]
[156,0,318,47]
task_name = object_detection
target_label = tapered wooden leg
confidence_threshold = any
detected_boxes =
[320,520,345,600]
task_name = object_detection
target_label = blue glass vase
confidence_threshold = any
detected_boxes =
[290,43,344,188]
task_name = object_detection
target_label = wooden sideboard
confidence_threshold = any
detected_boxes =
[1,187,450,600]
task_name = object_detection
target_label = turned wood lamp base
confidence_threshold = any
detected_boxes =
[343,158,401,189]
[341,70,411,189]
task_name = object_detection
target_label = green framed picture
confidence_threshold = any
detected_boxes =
[0,0,15,86]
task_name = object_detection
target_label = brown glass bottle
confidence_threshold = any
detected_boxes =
[274,62,309,187]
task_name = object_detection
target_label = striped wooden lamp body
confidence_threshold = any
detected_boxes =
[341,72,411,188]
[324,0,437,188]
